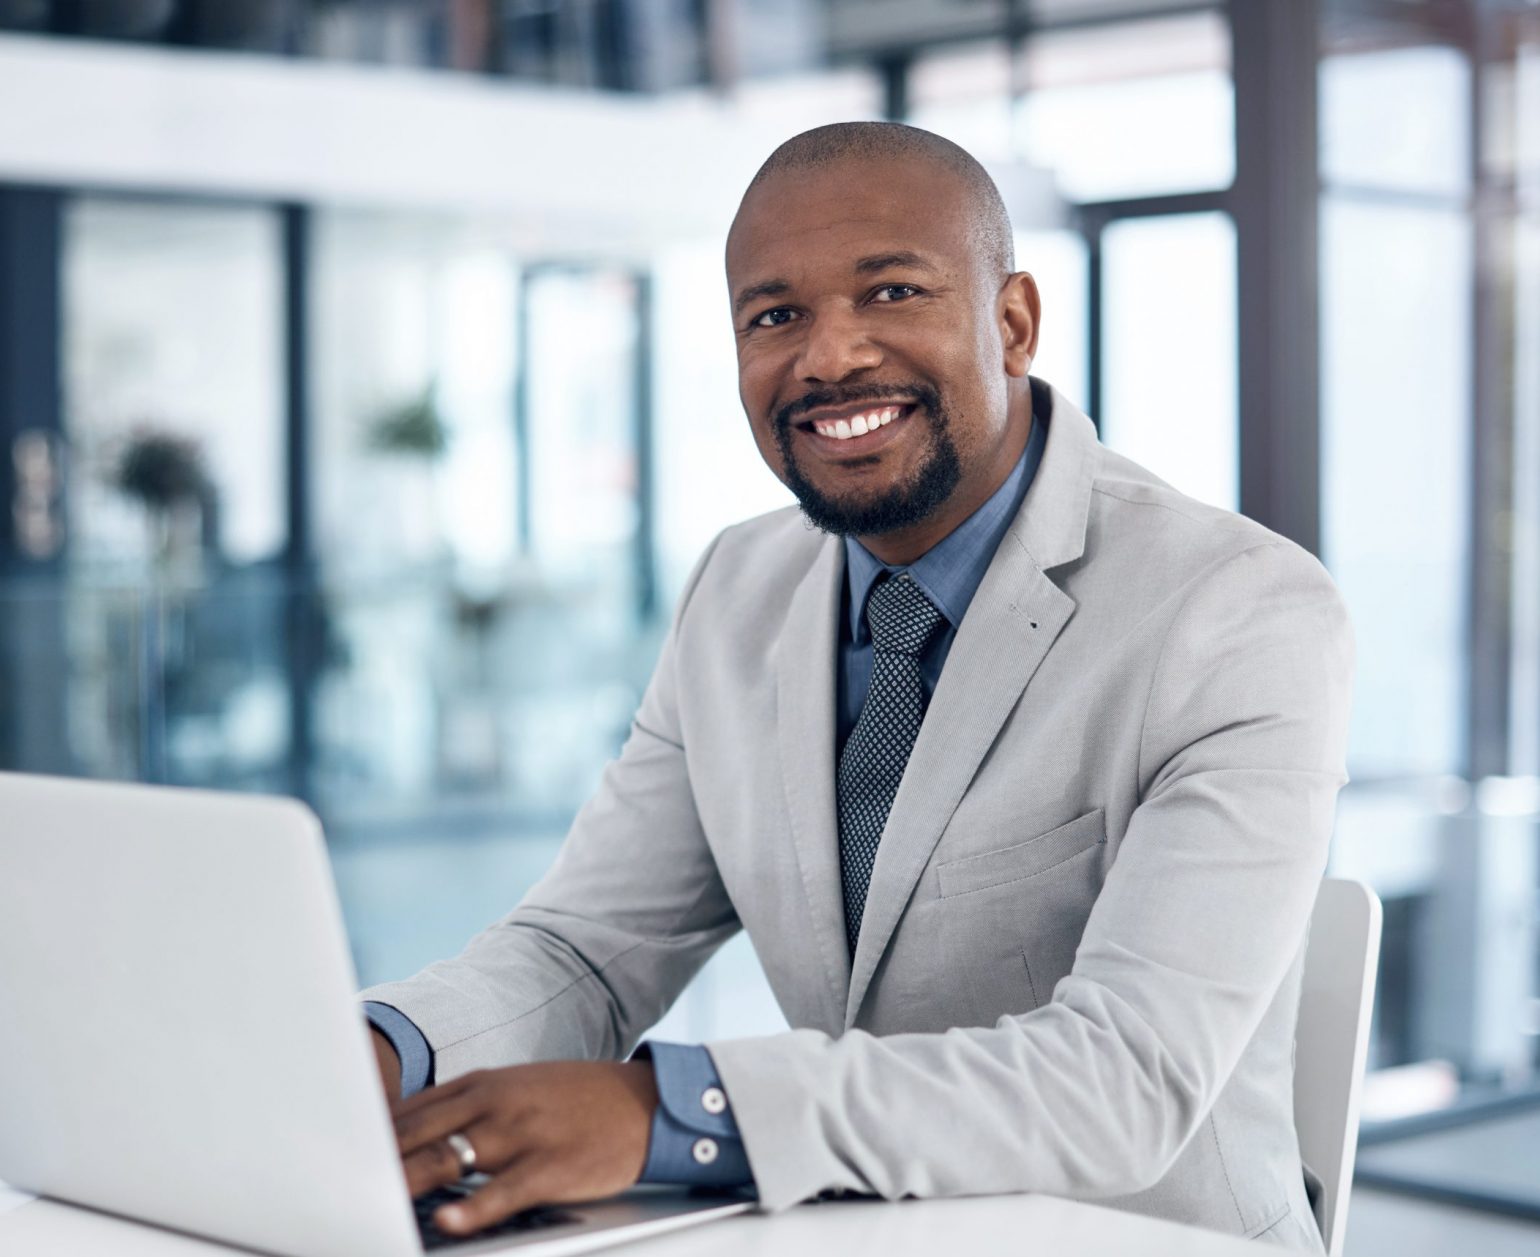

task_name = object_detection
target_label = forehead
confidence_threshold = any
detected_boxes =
[726,155,980,286]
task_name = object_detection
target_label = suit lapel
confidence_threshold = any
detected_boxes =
[844,385,1100,1026]
[845,539,1074,1024]
[774,534,850,1030]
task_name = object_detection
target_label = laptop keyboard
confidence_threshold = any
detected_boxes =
[413,1186,579,1251]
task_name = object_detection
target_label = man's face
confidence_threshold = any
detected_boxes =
[726,156,1032,542]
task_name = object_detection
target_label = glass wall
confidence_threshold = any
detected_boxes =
[57,196,292,790]
[909,9,1238,502]
[63,196,286,573]
[906,9,1233,197]
[1100,212,1237,509]
[1319,46,1474,781]
[1514,34,1540,777]
[1317,3,1540,1222]
[310,210,522,579]
[1012,228,1090,414]
[1318,24,1493,1099]
[309,210,526,819]
[1014,11,1233,203]
[305,211,678,987]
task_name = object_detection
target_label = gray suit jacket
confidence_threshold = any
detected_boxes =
[362,385,1353,1252]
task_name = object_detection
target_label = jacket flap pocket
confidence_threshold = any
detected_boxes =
[937,808,1106,898]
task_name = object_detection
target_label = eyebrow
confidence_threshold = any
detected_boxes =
[732,279,791,317]
[853,250,938,276]
[732,251,940,318]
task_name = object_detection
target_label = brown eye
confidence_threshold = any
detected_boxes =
[872,284,919,303]
[753,307,798,328]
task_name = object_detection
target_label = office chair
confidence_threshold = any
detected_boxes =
[1294,877,1383,1257]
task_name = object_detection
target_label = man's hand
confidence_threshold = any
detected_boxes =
[392,1061,659,1237]
[371,1027,403,1101]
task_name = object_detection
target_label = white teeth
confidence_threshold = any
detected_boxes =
[812,405,906,439]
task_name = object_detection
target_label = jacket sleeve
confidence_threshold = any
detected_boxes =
[706,540,1355,1211]
[358,535,740,1080]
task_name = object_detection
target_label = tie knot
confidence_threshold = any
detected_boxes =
[865,574,946,657]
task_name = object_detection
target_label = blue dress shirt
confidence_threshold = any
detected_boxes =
[837,416,1047,750]
[632,1041,754,1185]
[364,413,1048,1190]
[364,1001,434,1096]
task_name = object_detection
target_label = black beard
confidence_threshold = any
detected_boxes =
[773,383,962,538]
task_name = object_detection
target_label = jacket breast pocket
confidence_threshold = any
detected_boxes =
[932,808,1108,1021]
[936,808,1106,899]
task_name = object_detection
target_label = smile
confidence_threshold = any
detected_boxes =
[808,405,904,441]
[792,402,919,456]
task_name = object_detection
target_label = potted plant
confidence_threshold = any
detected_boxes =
[110,428,214,578]
[362,381,452,566]
[367,383,451,460]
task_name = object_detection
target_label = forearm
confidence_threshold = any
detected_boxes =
[360,906,734,1078]
[709,994,1213,1210]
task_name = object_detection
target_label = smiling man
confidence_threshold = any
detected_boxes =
[361,123,1352,1254]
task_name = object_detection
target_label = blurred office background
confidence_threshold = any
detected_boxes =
[0,0,1537,1248]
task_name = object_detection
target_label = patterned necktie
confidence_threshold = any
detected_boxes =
[838,573,947,955]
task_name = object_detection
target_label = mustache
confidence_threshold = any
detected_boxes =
[773,382,940,433]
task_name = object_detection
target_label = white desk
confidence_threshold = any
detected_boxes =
[0,1190,1273,1257]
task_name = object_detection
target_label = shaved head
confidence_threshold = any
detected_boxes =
[737,121,1015,279]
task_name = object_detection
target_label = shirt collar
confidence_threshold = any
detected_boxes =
[844,411,1048,642]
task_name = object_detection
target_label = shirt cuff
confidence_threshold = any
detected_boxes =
[363,1001,434,1100]
[634,1041,754,1188]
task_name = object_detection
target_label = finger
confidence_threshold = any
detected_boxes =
[394,1088,486,1157]
[402,1133,466,1200]
[403,1116,519,1200]
[432,1157,552,1238]
[393,1071,478,1118]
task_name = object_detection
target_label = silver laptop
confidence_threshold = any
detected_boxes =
[0,772,752,1257]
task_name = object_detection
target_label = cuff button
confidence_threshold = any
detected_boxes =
[701,1086,727,1115]
[692,1137,720,1166]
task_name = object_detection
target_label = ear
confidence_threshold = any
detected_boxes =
[999,272,1041,378]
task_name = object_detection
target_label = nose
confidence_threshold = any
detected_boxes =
[793,304,883,384]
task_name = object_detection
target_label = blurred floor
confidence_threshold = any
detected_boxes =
[1346,1187,1540,1257]
[1353,1105,1540,1204]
